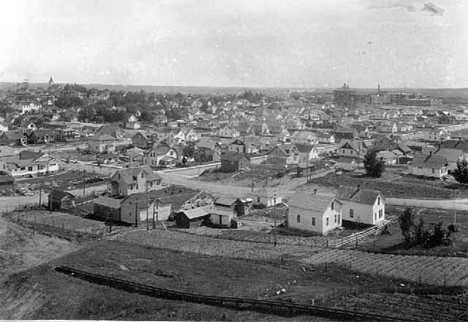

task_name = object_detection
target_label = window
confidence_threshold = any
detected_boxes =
[334,214,337,223]
[297,215,301,223]
[312,217,316,226]
[342,149,345,154]
[375,213,377,220]
[20,167,25,170]
[379,209,383,218]
[326,217,329,226]
[331,202,334,210]
[28,166,33,171]
[377,197,380,206]
[350,209,354,218]
[257,197,260,203]
[141,173,144,178]
[432,168,435,174]
[136,184,139,189]
[338,214,340,223]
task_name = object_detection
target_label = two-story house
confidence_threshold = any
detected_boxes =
[266,144,300,166]
[87,134,116,154]
[336,186,385,225]
[107,165,162,197]
[142,145,179,168]
[132,131,158,149]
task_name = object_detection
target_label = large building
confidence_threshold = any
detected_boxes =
[333,83,357,107]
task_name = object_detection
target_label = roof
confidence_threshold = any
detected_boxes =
[442,140,468,153]
[93,196,122,209]
[89,134,115,141]
[295,143,315,153]
[178,207,209,219]
[336,186,382,205]
[376,150,397,159]
[251,187,279,198]
[411,153,447,168]
[111,166,162,184]
[214,196,237,207]
[0,131,22,140]
[221,151,250,162]
[49,189,75,200]
[196,138,220,150]
[288,192,341,216]
[434,148,464,162]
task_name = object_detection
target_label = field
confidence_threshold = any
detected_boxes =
[2,240,468,321]
[310,170,465,199]
[356,206,468,257]
[10,210,108,235]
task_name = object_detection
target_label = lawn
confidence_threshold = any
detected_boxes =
[356,206,468,257]
[310,170,464,199]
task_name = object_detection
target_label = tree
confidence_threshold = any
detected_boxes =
[399,207,424,244]
[363,150,385,178]
[183,144,196,159]
[453,156,468,185]
[140,110,154,122]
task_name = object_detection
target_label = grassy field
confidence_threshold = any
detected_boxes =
[2,240,467,321]
[310,170,465,199]
[357,206,468,257]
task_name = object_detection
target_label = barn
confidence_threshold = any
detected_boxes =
[48,189,76,211]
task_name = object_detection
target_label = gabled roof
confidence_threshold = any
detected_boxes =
[0,131,22,140]
[178,207,209,219]
[93,196,122,209]
[434,148,464,162]
[111,165,162,184]
[49,189,75,200]
[89,134,115,141]
[411,154,447,168]
[295,143,315,154]
[288,192,341,216]
[442,140,468,153]
[214,196,237,207]
[336,186,383,205]
[221,151,250,162]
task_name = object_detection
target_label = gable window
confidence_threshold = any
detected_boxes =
[326,217,329,226]
[297,215,301,223]
[377,197,380,206]
[350,209,354,218]
[141,173,144,178]
[331,202,334,210]
[312,217,316,226]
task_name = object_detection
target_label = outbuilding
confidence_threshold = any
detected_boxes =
[48,189,76,210]
[175,208,210,228]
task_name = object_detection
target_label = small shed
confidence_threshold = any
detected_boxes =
[175,208,210,228]
[48,189,76,210]
[93,196,122,222]
[209,209,234,228]
[0,175,15,192]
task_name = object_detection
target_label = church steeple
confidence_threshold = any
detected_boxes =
[48,77,54,87]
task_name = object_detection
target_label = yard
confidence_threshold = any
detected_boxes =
[2,240,467,321]
[309,170,467,199]
[356,206,468,257]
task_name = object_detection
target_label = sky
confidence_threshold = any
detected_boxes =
[0,0,467,88]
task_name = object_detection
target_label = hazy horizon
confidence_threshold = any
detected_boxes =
[1,0,467,89]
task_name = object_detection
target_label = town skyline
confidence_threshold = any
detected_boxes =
[1,0,467,88]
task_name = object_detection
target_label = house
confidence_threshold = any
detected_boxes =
[336,156,358,171]
[174,127,198,143]
[433,148,464,172]
[333,127,358,142]
[287,192,343,235]
[337,140,367,158]
[266,144,300,166]
[87,134,116,154]
[376,150,398,165]
[213,196,250,216]
[28,129,55,144]
[94,186,199,225]
[126,147,146,161]
[132,131,158,149]
[126,121,141,130]
[288,131,318,145]
[143,145,179,168]
[55,127,79,142]
[0,131,24,146]
[295,144,319,166]
[251,187,283,208]
[317,133,335,144]
[48,189,76,211]
[95,124,125,139]
[108,165,163,197]
[20,101,42,114]
[336,186,385,225]
[376,122,398,133]
[175,208,210,228]
[1,151,59,177]
[409,153,448,179]
[425,128,450,142]
[195,138,222,162]
[218,125,241,139]
[220,152,250,172]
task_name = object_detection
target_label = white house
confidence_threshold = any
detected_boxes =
[336,156,358,171]
[1,151,59,177]
[251,187,283,207]
[337,140,366,158]
[376,150,398,165]
[425,128,450,142]
[142,145,179,168]
[218,125,240,139]
[20,102,42,114]
[287,192,343,235]
[336,186,385,225]
[87,134,116,154]
[409,153,448,179]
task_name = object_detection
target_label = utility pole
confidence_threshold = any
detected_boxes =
[251,173,254,192]
[39,183,42,207]
[49,189,52,214]
[82,170,86,196]
[273,207,277,247]
[146,182,149,230]
[135,200,138,227]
